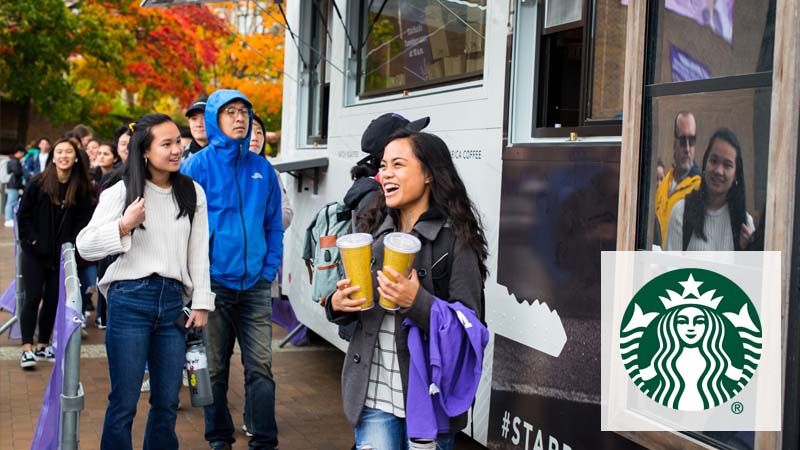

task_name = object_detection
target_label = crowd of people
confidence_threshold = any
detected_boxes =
[9,88,488,450]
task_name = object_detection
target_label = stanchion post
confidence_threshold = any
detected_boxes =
[0,238,23,336]
[60,243,84,450]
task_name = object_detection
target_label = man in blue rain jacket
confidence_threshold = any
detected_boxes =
[183,89,283,450]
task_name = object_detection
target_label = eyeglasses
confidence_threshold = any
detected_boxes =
[223,106,251,119]
[675,134,696,147]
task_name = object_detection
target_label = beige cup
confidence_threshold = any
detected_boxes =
[380,232,422,310]
[337,233,375,310]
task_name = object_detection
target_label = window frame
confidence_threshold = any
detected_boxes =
[297,0,333,148]
[352,0,487,99]
[509,0,625,143]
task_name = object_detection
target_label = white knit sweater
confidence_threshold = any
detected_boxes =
[76,180,215,311]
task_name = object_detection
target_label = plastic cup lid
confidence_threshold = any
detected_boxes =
[336,233,374,249]
[384,232,421,253]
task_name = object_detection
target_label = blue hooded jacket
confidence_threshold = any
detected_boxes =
[182,89,283,290]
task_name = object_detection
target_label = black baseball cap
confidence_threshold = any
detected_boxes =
[185,95,208,118]
[358,113,430,165]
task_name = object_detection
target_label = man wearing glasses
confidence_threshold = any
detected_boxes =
[183,89,283,450]
[654,111,702,246]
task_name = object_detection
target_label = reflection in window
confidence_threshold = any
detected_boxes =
[649,0,775,84]
[358,0,486,96]
[590,0,628,119]
[645,88,770,256]
[545,0,583,29]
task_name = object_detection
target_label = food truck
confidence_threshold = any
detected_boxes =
[142,0,799,448]
[268,1,800,449]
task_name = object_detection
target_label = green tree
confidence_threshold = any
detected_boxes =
[0,0,123,143]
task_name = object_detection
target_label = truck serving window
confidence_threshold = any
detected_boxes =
[356,0,487,98]
[509,0,627,141]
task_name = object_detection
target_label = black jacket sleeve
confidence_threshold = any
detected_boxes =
[16,181,40,247]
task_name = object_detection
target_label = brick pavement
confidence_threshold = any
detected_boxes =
[0,226,486,449]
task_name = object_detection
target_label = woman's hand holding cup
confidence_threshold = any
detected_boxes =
[331,279,367,312]
[377,266,419,309]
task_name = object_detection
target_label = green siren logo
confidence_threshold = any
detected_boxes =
[620,269,762,411]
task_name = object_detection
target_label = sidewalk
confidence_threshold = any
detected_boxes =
[0,226,485,449]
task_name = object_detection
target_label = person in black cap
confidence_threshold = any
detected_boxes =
[334,112,429,344]
[349,113,430,225]
[183,95,209,160]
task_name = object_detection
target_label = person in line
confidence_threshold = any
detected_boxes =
[73,124,94,149]
[654,111,702,246]
[665,128,754,251]
[23,137,52,180]
[5,146,26,227]
[113,125,131,163]
[85,138,100,168]
[17,139,93,368]
[76,113,213,450]
[183,95,209,160]
[239,114,293,438]
[182,90,283,450]
[90,142,121,329]
[328,130,487,450]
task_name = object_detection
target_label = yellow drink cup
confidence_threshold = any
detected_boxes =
[337,233,375,310]
[380,233,422,311]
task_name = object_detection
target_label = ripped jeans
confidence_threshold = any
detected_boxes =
[355,407,455,450]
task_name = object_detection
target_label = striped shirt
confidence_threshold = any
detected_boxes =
[665,200,754,251]
[364,313,405,418]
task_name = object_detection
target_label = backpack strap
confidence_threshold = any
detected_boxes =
[431,225,486,325]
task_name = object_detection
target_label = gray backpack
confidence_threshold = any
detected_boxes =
[302,201,353,303]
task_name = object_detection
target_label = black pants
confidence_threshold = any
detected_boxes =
[20,252,60,346]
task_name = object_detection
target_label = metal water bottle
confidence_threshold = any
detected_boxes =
[185,330,213,407]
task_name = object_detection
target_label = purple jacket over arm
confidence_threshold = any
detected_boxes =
[403,298,489,440]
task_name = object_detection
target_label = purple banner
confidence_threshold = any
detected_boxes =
[31,247,81,450]
[670,44,712,81]
[0,280,20,339]
[665,0,735,43]
[272,296,308,346]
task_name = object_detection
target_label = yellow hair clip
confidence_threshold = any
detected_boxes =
[128,122,135,133]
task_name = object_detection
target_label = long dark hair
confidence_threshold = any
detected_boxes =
[37,138,92,208]
[683,128,747,249]
[111,114,196,224]
[361,130,489,281]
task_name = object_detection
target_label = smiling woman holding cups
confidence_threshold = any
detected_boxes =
[326,130,488,450]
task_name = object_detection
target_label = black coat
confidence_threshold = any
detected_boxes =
[325,211,483,430]
[17,176,93,267]
[7,158,24,189]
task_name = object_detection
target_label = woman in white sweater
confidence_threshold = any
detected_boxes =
[665,128,754,251]
[77,114,213,450]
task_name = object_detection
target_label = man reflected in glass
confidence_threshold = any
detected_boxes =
[654,111,702,246]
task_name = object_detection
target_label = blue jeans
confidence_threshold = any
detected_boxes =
[5,187,19,221]
[78,264,97,312]
[204,278,277,449]
[101,275,185,450]
[355,407,455,450]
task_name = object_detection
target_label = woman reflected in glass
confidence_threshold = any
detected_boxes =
[665,128,754,251]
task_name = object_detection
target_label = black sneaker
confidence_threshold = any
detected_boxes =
[96,316,107,329]
[209,442,232,450]
[34,346,55,362]
[20,350,37,369]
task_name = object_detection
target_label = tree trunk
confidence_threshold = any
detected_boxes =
[16,97,31,147]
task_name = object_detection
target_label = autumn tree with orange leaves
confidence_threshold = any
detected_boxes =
[1,0,287,142]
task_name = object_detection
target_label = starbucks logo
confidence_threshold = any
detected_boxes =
[620,269,762,411]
